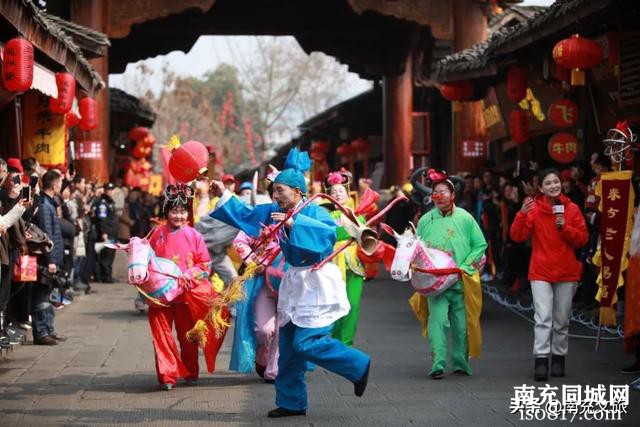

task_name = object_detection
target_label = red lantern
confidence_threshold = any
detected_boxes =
[65,112,81,128]
[509,110,530,144]
[507,67,527,102]
[311,140,330,153]
[548,133,578,164]
[168,140,209,182]
[552,34,603,86]
[310,151,326,162]
[128,126,150,141]
[548,99,579,128]
[49,73,76,114]
[140,135,156,147]
[351,138,369,153]
[1,37,34,92]
[79,97,98,131]
[440,81,474,101]
[336,143,353,157]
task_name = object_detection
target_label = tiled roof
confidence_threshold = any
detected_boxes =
[434,0,613,82]
[43,12,110,58]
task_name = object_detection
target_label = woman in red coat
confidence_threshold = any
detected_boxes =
[510,169,588,381]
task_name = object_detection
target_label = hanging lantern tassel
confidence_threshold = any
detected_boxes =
[570,69,585,87]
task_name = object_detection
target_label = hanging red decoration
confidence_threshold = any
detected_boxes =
[552,34,603,86]
[351,138,369,153]
[65,112,80,128]
[310,150,326,162]
[49,73,76,114]
[311,140,330,153]
[79,97,98,131]
[132,142,152,159]
[548,99,579,128]
[244,117,258,166]
[548,132,579,164]
[140,134,156,148]
[336,143,353,157]
[128,126,150,141]
[507,67,527,102]
[1,37,34,92]
[509,110,530,144]
[440,81,474,101]
[168,140,210,182]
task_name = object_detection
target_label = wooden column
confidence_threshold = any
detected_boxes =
[383,53,413,187]
[71,0,110,183]
[452,0,487,175]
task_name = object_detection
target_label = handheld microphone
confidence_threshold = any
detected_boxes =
[552,199,565,229]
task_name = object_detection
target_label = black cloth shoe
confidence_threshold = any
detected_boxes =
[85,287,97,295]
[621,360,640,375]
[430,370,444,380]
[34,335,58,346]
[453,369,470,376]
[267,407,306,418]
[534,357,548,381]
[255,363,266,378]
[264,378,275,384]
[354,360,370,397]
[550,355,565,377]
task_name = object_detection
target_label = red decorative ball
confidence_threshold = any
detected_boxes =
[553,34,603,70]
[128,127,150,141]
[2,37,34,92]
[168,140,209,182]
[440,81,474,101]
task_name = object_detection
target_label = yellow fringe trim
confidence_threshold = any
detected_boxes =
[167,135,181,152]
[185,319,209,347]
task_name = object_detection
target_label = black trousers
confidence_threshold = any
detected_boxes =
[97,247,115,281]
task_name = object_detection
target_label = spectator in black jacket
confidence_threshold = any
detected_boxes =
[33,170,65,345]
[94,183,118,283]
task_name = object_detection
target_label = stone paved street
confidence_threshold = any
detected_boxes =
[1,254,640,426]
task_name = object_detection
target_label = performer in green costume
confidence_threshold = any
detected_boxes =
[323,171,366,346]
[415,169,487,379]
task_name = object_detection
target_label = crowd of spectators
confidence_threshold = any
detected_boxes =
[0,156,161,349]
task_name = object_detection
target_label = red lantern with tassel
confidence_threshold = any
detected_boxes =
[552,34,603,86]
[168,140,210,182]
[1,37,34,92]
[128,126,150,141]
[509,110,530,144]
[79,97,98,131]
[49,73,76,114]
[507,67,527,102]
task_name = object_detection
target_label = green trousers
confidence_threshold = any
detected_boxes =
[332,271,364,346]
[427,287,471,375]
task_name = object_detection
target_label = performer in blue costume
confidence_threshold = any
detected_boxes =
[210,148,371,418]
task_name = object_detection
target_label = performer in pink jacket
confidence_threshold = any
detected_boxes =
[147,185,227,390]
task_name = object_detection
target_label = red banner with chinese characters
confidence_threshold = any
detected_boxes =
[593,170,634,324]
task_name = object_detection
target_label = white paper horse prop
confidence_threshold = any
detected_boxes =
[381,223,461,296]
[107,237,183,306]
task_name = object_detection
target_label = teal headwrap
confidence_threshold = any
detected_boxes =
[273,147,310,195]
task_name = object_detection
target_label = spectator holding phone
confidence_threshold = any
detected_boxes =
[510,169,588,382]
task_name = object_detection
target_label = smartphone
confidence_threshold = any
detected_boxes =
[12,175,21,185]
[29,175,38,188]
[21,185,30,200]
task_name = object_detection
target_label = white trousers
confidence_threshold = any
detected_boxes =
[530,281,576,356]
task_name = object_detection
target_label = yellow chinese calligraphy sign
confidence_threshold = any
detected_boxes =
[22,92,67,168]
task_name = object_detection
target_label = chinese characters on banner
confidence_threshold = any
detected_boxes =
[462,140,488,158]
[76,141,102,159]
[548,133,578,164]
[22,92,66,168]
[593,170,634,325]
[548,99,579,128]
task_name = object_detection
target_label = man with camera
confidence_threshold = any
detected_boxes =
[33,170,65,345]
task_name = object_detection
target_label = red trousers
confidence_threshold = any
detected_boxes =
[148,302,198,385]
